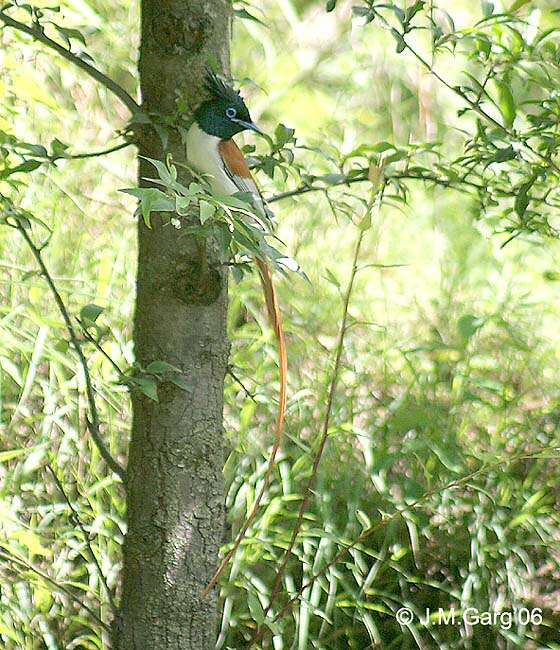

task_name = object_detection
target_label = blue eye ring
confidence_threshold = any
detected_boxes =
[226,107,237,119]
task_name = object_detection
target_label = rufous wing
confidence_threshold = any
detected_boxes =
[218,139,266,216]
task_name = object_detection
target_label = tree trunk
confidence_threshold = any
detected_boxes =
[116,2,231,648]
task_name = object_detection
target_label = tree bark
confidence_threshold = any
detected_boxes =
[117,2,231,648]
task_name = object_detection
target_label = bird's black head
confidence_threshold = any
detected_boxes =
[194,70,263,140]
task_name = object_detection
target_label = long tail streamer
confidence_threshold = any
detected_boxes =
[203,257,287,596]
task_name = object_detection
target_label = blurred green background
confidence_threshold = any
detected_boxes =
[1,0,560,647]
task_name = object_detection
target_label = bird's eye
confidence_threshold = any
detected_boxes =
[226,107,237,119]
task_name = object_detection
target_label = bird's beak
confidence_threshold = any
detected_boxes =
[232,118,265,136]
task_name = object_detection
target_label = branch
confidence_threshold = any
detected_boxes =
[268,170,485,204]
[0,9,139,114]
[268,180,359,203]
[14,221,126,480]
[52,140,133,162]
[226,366,257,402]
[78,324,125,376]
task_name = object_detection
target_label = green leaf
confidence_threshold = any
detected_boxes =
[384,149,408,164]
[247,592,265,625]
[214,222,232,255]
[510,0,531,10]
[120,187,175,227]
[391,29,406,53]
[54,25,87,47]
[234,8,267,26]
[481,1,494,17]
[324,268,340,289]
[153,124,169,149]
[131,377,159,402]
[260,156,279,178]
[514,178,535,217]
[318,173,347,185]
[175,195,191,215]
[145,360,182,375]
[358,209,372,231]
[336,600,391,614]
[169,375,194,392]
[356,509,371,529]
[491,146,516,163]
[405,0,425,23]
[140,156,173,185]
[19,142,48,157]
[0,447,39,463]
[199,200,216,224]
[50,138,69,158]
[274,123,295,147]
[458,314,484,342]
[22,445,46,474]
[0,160,42,178]
[370,141,396,153]
[431,442,464,473]
[231,264,243,284]
[352,5,374,21]
[13,529,50,557]
[391,6,406,24]
[495,80,516,128]
[54,339,69,353]
[543,270,560,282]
[80,303,104,323]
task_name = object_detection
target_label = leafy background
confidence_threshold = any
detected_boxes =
[1,0,560,648]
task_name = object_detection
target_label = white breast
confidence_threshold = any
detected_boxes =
[185,123,239,196]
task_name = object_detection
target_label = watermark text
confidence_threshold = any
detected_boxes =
[395,606,542,629]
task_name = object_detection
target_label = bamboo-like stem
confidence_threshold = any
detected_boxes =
[46,464,117,613]
[251,441,560,646]
[0,548,111,631]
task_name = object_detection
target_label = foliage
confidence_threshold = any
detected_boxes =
[122,155,291,275]
[1,0,560,648]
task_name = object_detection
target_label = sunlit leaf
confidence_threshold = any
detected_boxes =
[494,80,516,127]
[80,303,104,324]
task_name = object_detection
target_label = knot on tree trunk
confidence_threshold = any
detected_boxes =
[173,255,223,305]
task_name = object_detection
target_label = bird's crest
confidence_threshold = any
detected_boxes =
[204,68,242,105]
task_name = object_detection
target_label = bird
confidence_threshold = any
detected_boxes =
[186,71,267,218]
[186,69,287,593]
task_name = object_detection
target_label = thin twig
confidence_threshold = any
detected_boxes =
[250,190,378,646]
[268,179,364,203]
[46,464,117,613]
[396,30,560,175]
[227,366,257,402]
[51,140,133,161]
[79,323,125,376]
[6,140,133,164]
[366,8,560,178]
[268,170,484,204]
[15,221,126,480]
[0,9,139,114]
